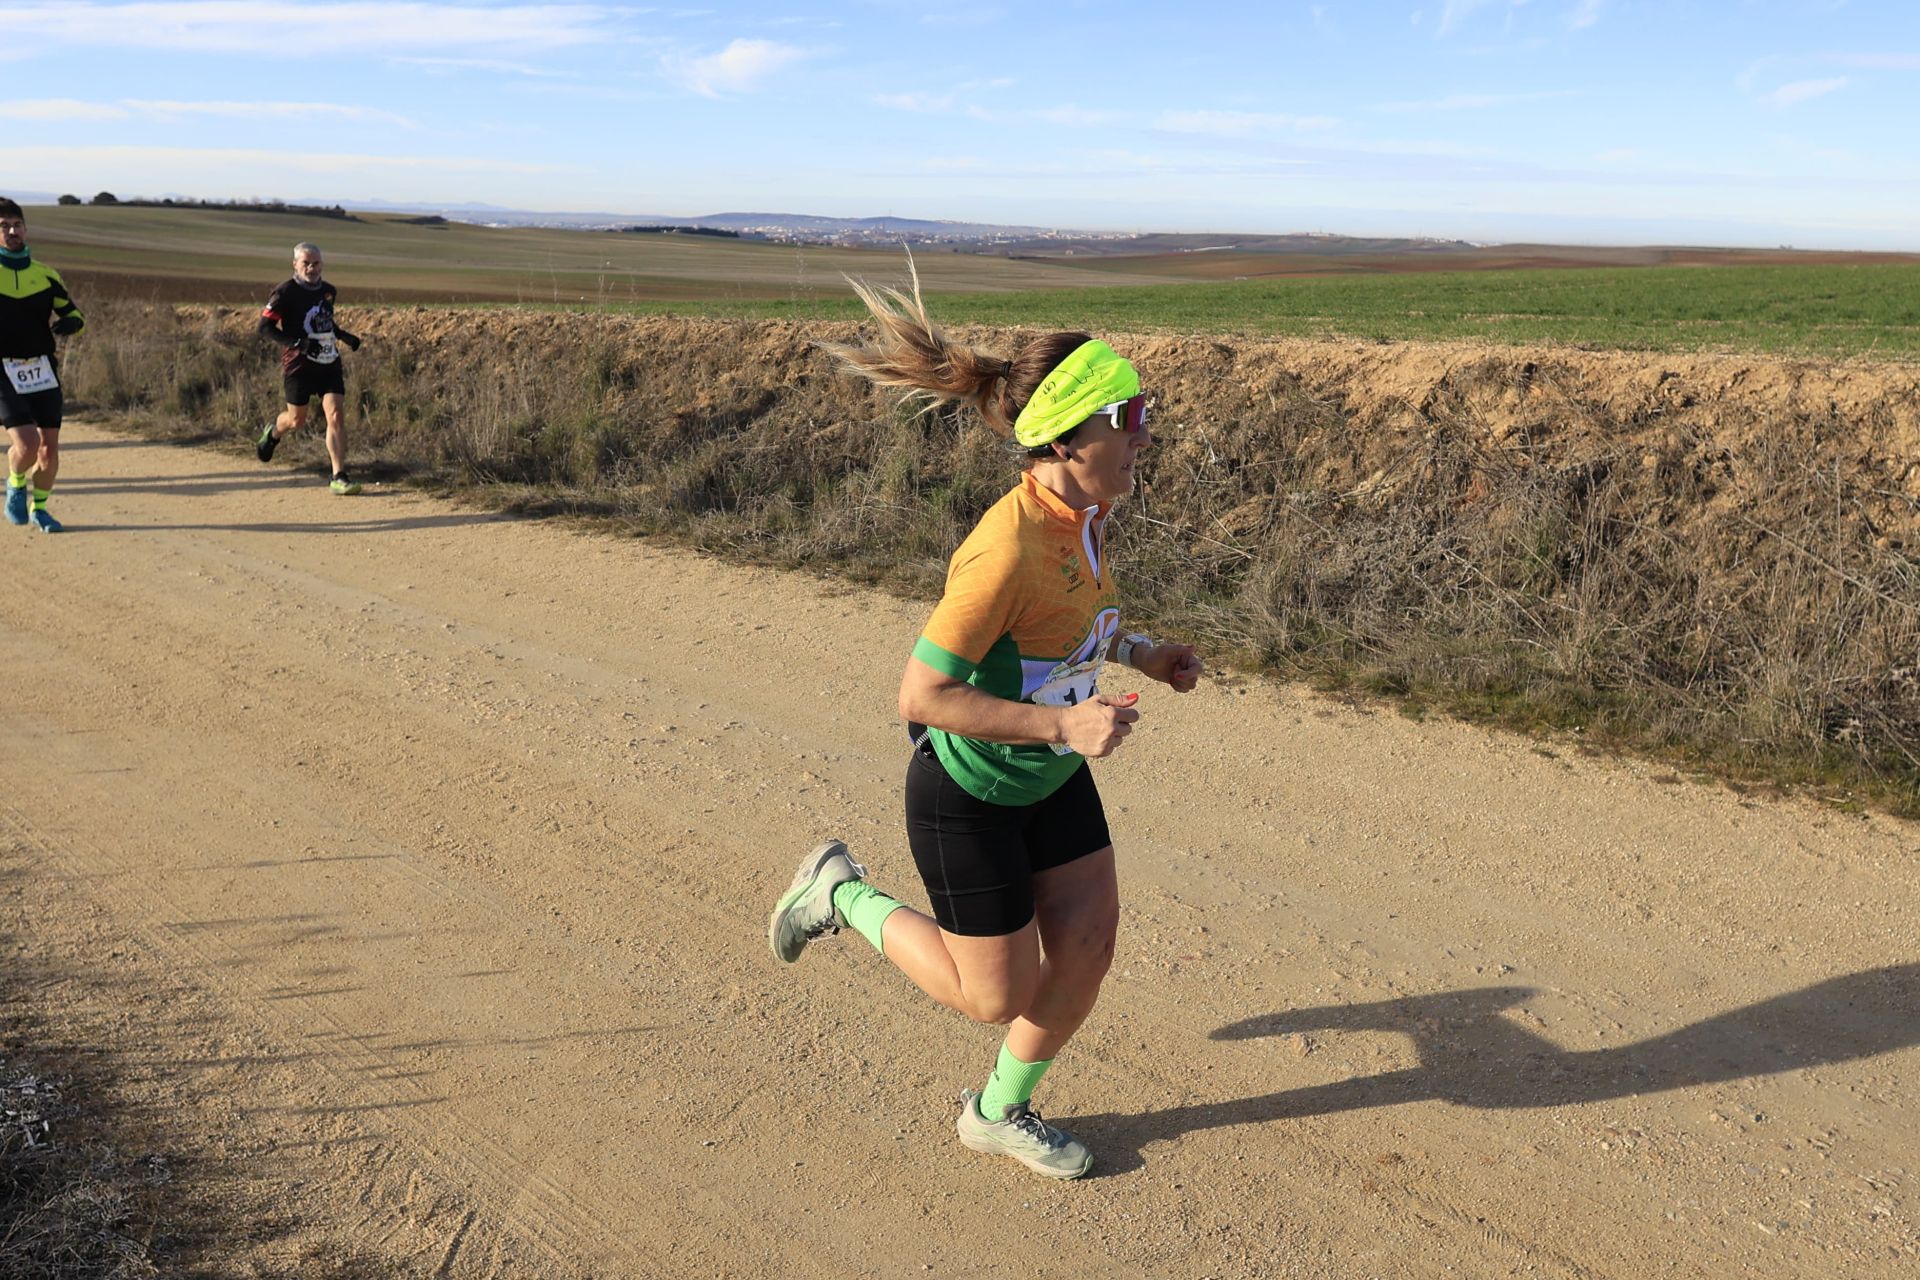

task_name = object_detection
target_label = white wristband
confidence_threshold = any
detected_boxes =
[1115,633,1153,669]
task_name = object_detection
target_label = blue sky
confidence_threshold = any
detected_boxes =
[2,1,1916,249]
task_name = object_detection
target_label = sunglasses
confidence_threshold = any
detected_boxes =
[1095,394,1153,435]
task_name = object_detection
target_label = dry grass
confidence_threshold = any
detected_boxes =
[60,300,1920,816]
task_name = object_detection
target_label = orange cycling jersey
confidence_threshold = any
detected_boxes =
[910,471,1123,805]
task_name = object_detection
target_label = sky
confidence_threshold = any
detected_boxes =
[1,1,1916,250]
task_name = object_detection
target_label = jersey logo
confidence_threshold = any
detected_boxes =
[1067,607,1121,665]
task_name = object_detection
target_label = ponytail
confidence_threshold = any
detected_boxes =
[824,256,1088,440]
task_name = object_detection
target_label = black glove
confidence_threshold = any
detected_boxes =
[300,336,325,357]
[340,333,361,352]
[51,315,82,336]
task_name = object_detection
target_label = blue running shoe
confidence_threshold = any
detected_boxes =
[3,484,25,526]
[29,507,61,533]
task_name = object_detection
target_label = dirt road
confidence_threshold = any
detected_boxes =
[4,421,1915,1278]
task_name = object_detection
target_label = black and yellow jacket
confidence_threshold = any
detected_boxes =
[0,247,84,360]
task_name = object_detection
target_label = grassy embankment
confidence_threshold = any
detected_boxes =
[61,298,1920,817]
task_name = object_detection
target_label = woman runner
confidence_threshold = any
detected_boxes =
[769,275,1202,1179]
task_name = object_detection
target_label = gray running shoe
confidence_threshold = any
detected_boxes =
[954,1088,1093,1180]
[767,840,866,963]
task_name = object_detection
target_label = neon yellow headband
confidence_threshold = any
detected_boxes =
[1011,339,1140,447]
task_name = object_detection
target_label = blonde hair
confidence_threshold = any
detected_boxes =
[824,257,1089,441]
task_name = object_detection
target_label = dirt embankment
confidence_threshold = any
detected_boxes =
[175,304,1920,542]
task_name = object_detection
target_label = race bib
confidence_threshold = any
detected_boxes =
[1030,657,1107,755]
[3,356,57,394]
[306,332,339,365]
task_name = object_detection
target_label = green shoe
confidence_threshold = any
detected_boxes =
[329,474,362,495]
[767,840,866,963]
[955,1089,1093,1180]
[255,422,278,462]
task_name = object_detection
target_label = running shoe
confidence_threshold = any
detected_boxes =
[28,507,61,533]
[3,483,25,525]
[255,422,278,462]
[955,1088,1093,1180]
[767,839,866,963]
[329,474,362,496]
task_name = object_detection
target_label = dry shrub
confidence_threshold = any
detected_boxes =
[59,301,1920,811]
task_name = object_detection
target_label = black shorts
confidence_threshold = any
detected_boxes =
[904,742,1112,937]
[0,384,61,431]
[283,361,346,407]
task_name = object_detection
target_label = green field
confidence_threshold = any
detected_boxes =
[25,204,1920,359]
[674,262,1920,359]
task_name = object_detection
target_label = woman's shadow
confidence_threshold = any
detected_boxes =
[1072,963,1920,1173]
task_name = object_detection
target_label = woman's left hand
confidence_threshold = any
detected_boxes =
[1140,641,1203,693]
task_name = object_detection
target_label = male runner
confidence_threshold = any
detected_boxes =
[254,241,363,494]
[0,198,85,533]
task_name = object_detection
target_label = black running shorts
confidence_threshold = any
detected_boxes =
[0,384,61,431]
[283,361,346,407]
[905,742,1112,937]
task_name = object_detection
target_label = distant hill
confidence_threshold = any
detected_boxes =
[686,212,1047,237]
[980,232,1482,258]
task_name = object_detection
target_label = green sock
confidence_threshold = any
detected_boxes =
[31,488,48,510]
[7,471,26,489]
[978,1043,1053,1122]
[830,879,904,953]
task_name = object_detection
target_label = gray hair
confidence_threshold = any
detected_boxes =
[293,242,322,259]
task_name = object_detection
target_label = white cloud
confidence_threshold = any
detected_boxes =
[1436,0,1500,36]
[123,100,421,128]
[1032,105,1126,128]
[1568,0,1602,29]
[920,8,1004,27]
[0,3,616,54]
[1374,89,1576,112]
[387,56,574,78]
[1826,52,1920,71]
[1156,109,1339,136]
[923,155,989,173]
[1735,57,1781,93]
[874,79,1013,117]
[2,99,128,121]
[3,96,419,126]
[1765,77,1848,107]
[875,91,955,114]
[9,143,562,177]
[668,38,807,97]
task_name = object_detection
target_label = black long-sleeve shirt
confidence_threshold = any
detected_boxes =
[258,276,358,374]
